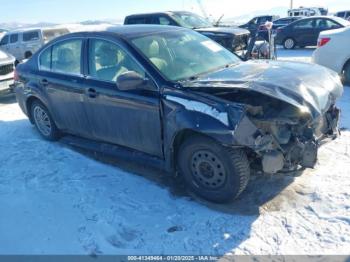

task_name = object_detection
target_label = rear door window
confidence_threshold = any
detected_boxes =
[316,19,341,30]
[158,16,173,25]
[126,17,147,24]
[23,31,40,42]
[10,34,18,43]
[51,39,82,75]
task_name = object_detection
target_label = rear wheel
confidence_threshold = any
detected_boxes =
[342,62,350,85]
[177,136,250,203]
[283,38,296,49]
[31,101,60,141]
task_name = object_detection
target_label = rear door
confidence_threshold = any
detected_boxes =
[37,38,93,137]
[82,38,163,157]
[292,19,316,46]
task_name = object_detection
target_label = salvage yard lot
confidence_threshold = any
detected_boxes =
[0,49,349,255]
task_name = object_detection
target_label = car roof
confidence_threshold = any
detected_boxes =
[58,25,186,39]
[276,16,303,21]
[125,11,193,18]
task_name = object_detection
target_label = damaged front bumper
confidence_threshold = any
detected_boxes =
[233,105,340,174]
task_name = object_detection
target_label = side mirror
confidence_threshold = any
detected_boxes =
[116,71,153,91]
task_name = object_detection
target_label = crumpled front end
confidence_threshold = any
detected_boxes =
[233,103,340,174]
[182,60,344,173]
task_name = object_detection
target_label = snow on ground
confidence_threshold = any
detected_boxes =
[0,50,349,255]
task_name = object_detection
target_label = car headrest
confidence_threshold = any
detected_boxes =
[148,41,160,57]
[57,48,74,64]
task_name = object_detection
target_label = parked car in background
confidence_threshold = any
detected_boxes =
[275,16,350,49]
[288,7,321,17]
[257,17,302,41]
[0,27,69,64]
[124,11,250,54]
[0,29,7,39]
[239,15,279,36]
[312,27,350,84]
[14,26,342,202]
[335,11,350,20]
[0,49,15,93]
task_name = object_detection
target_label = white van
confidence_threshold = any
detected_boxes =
[0,27,69,63]
[288,7,321,17]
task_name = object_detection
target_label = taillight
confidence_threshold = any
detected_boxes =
[318,37,331,47]
[14,68,19,81]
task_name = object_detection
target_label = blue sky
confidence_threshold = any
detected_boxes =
[1,0,349,23]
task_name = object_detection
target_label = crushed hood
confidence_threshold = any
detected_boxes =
[195,27,250,36]
[181,60,343,118]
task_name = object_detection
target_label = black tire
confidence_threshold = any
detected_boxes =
[342,62,350,85]
[177,136,250,203]
[24,51,32,59]
[283,38,296,49]
[31,100,60,141]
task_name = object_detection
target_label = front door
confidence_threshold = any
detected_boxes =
[83,38,163,157]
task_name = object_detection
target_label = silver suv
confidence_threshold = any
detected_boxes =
[0,27,69,63]
[0,49,15,93]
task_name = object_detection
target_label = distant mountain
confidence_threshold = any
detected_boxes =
[79,19,123,25]
[0,22,58,30]
[0,19,123,31]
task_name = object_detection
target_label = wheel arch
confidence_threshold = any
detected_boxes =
[25,96,47,124]
[341,58,350,84]
[168,127,248,173]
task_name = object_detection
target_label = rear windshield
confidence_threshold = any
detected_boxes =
[332,16,350,27]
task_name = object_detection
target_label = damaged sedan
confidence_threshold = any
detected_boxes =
[14,25,343,203]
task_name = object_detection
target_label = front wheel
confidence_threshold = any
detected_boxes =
[177,136,250,203]
[31,101,60,141]
[283,38,296,49]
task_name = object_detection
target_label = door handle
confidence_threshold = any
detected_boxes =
[87,88,98,98]
[40,78,49,86]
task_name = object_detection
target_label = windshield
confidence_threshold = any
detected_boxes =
[170,12,212,29]
[131,29,241,81]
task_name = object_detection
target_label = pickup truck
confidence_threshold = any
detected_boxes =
[124,11,250,54]
[0,49,15,93]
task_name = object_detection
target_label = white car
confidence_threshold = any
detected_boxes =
[0,27,69,63]
[312,26,350,84]
[0,49,15,92]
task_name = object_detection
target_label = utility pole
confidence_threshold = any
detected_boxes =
[290,0,293,9]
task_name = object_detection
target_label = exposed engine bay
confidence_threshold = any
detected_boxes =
[220,90,340,173]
